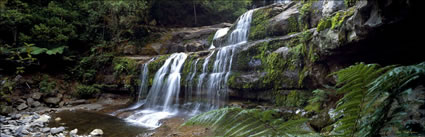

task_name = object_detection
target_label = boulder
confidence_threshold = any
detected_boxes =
[43,97,61,105]
[31,101,41,107]
[26,98,34,106]
[31,92,42,100]
[17,103,28,111]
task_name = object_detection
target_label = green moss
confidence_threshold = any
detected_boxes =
[330,12,341,29]
[148,54,170,86]
[207,33,215,45]
[287,16,300,34]
[298,0,313,30]
[182,55,195,82]
[249,8,272,41]
[317,18,331,32]
[319,8,356,31]
[275,90,310,107]
[207,52,217,73]
[300,1,313,17]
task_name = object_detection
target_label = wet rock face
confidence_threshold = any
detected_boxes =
[146,23,232,55]
[219,0,421,105]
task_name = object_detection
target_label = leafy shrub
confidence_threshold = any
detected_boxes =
[76,84,100,98]
[0,77,15,102]
[39,75,57,93]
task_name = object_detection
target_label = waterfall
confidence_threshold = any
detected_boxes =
[274,0,291,4]
[124,9,254,128]
[137,58,155,102]
[126,53,187,128]
[110,58,155,116]
[185,58,199,103]
[192,9,254,113]
[228,10,253,45]
[204,9,254,108]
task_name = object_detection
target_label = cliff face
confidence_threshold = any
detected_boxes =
[134,0,422,107]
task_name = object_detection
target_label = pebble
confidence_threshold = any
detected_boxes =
[55,117,62,122]
[50,127,65,134]
[70,128,78,136]
[90,129,104,136]
[42,127,51,133]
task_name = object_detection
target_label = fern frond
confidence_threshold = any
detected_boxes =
[361,62,425,137]
[330,63,392,137]
[182,107,314,137]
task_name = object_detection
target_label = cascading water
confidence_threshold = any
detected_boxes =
[123,9,254,128]
[185,58,199,103]
[126,53,187,128]
[274,0,290,4]
[189,9,254,113]
[137,58,156,102]
[209,27,230,49]
[110,58,155,116]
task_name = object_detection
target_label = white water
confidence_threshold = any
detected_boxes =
[110,58,155,116]
[190,9,254,113]
[124,9,254,128]
[125,53,187,128]
[209,27,230,49]
[275,0,291,4]
[137,58,156,101]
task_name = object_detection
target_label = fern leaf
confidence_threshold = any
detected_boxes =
[182,107,313,137]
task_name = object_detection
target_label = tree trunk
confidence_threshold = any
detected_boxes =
[13,26,17,46]
[193,1,197,26]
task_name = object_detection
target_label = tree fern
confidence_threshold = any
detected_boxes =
[330,63,395,136]
[360,62,425,136]
[331,62,425,137]
[182,107,317,137]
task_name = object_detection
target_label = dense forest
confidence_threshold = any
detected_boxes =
[1,0,424,137]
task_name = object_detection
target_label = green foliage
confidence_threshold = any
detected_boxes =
[330,63,395,136]
[360,62,425,136]
[76,84,100,98]
[72,53,114,84]
[112,57,137,75]
[151,0,251,27]
[6,43,38,74]
[305,89,335,112]
[182,107,315,137]
[38,75,57,93]
[330,62,425,136]
[345,0,357,7]
[0,77,16,102]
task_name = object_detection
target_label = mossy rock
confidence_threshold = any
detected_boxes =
[274,90,311,107]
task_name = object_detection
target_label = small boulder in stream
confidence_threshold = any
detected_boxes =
[90,129,104,136]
